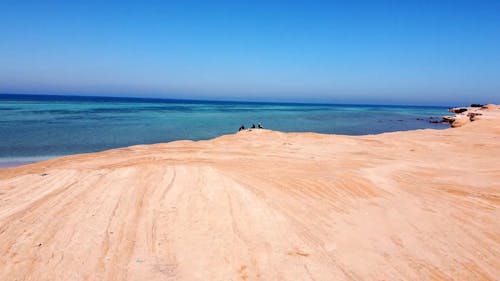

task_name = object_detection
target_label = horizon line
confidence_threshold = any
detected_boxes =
[0,92,455,108]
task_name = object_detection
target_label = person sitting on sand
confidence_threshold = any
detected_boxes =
[258,122,263,129]
[238,124,245,131]
[251,123,256,129]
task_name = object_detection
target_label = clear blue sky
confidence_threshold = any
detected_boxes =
[1,0,499,105]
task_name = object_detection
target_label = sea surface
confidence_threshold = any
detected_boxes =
[0,94,450,166]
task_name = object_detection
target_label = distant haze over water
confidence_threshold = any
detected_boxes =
[0,94,449,163]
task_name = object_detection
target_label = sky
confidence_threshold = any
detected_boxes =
[0,0,499,105]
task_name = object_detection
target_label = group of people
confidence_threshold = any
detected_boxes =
[238,122,263,131]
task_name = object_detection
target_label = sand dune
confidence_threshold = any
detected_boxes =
[1,106,499,280]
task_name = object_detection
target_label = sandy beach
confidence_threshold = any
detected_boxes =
[0,105,499,280]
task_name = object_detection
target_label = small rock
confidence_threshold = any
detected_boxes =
[467,112,483,121]
[442,116,456,124]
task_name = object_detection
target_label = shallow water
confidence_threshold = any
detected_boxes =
[0,94,449,163]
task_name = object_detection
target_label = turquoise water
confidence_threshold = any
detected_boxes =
[0,94,449,163]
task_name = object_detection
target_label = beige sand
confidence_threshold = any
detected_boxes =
[1,106,499,280]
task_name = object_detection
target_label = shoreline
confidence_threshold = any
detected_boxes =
[0,156,59,169]
[0,104,490,170]
[0,160,37,169]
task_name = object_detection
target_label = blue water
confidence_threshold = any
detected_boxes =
[0,94,449,162]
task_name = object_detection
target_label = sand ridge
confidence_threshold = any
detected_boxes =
[1,105,499,280]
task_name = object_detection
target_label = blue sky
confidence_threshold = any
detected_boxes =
[1,0,499,105]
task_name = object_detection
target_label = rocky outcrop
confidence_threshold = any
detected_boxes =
[429,115,455,124]
[467,112,482,121]
[449,107,468,113]
[441,104,495,128]
[450,117,470,127]
[481,104,498,111]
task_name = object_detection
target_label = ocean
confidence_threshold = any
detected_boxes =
[0,94,450,166]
